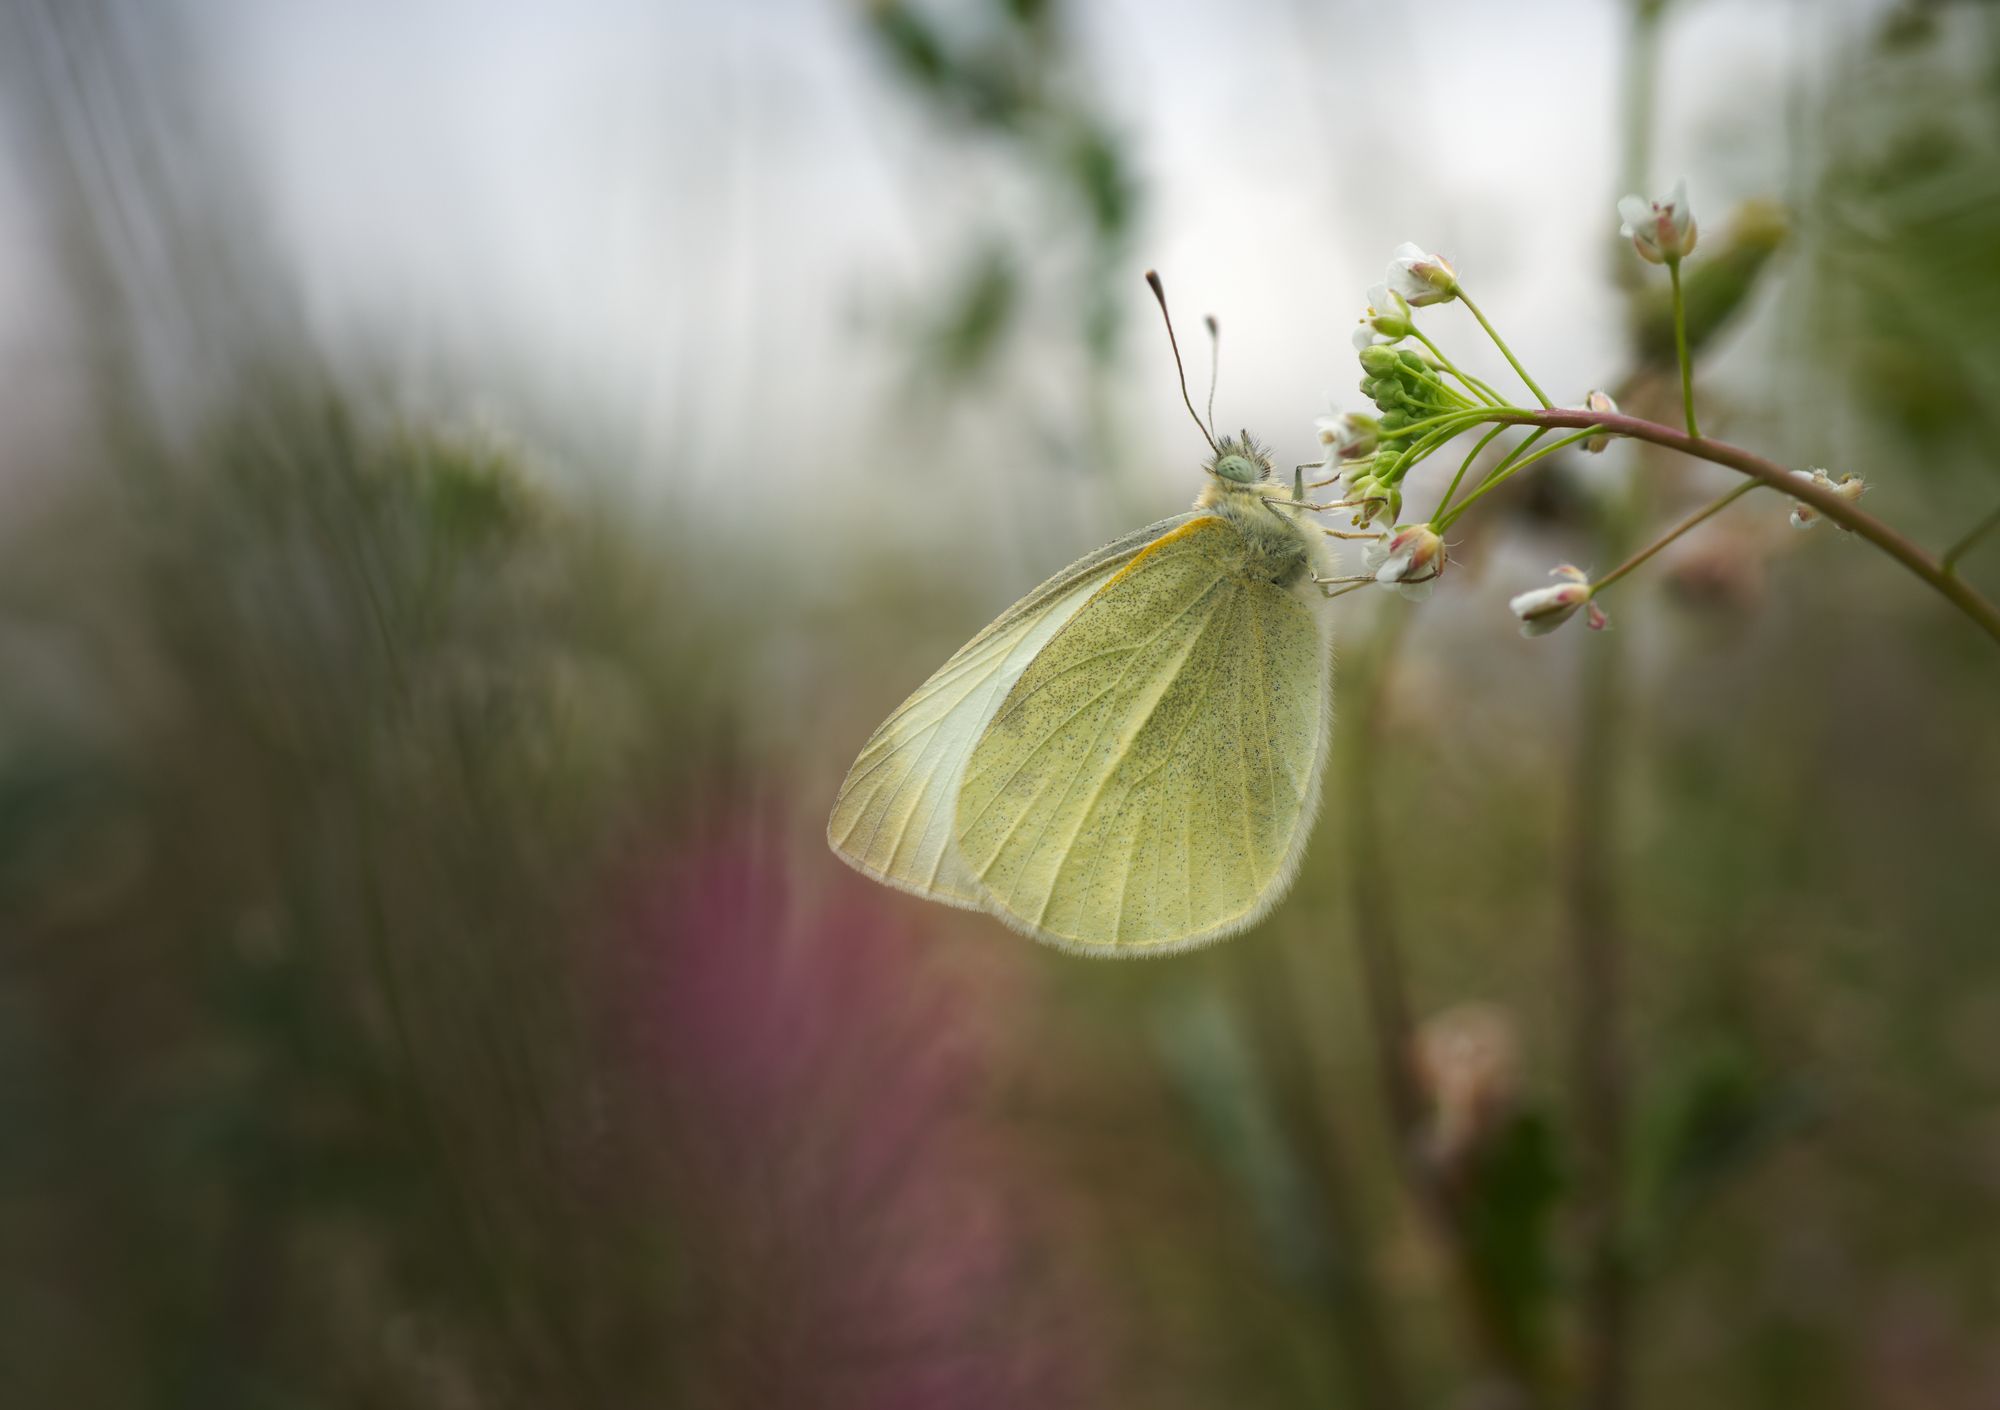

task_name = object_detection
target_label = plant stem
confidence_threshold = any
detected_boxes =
[1385,411,1491,480]
[1592,481,1759,595]
[1943,502,2000,574]
[1436,429,1598,530]
[1412,328,1503,406]
[1431,423,1512,523]
[1568,601,1629,1410]
[1476,426,1551,494]
[1340,603,1547,1403]
[1246,942,1416,1410]
[1483,408,2000,646]
[1668,260,1699,438]
[1456,289,1553,408]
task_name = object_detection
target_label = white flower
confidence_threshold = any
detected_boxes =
[1617,179,1698,264]
[1508,564,1607,636]
[1315,409,1381,466]
[1581,389,1619,453]
[1788,467,1868,530]
[1385,242,1460,307]
[1365,523,1446,600]
[1352,283,1415,350]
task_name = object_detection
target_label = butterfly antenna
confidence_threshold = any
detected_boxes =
[1203,314,1220,435]
[1145,270,1219,455]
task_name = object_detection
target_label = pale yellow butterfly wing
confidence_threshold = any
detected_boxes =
[827,514,1197,907]
[953,516,1330,952]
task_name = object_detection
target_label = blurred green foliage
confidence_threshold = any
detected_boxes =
[864,0,1139,376]
[0,388,729,1408]
[1799,4,2000,478]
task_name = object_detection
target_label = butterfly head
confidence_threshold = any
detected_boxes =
[1208,432,1273,485]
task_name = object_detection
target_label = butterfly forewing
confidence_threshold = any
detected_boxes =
[827,514,1197,906]
[953,516,1327,951]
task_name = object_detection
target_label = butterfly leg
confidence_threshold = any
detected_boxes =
[1312,572,1377,598]
[1264,495,1384,515]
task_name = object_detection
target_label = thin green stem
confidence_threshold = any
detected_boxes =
[1387,408,1489,443]
[1669,259,1699,438]
[1942,502,2000,574]
[1438,429,1597,530]
[1411,329,1503,406]
[1593,481,1758,595]
[1480,408,2000,647]
[1379,411,1493,486]
[1471,426,1549,495]
[1455,289,1553,408]
[1432,423,1512,523]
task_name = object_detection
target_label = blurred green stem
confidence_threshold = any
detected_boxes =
[1567,572,1632,1410]
[1341,603,1550,1403]
[1942,503,2000,574]
[1483,409,2000,647]
[1592,481,1759,596]
[1668,261,1700,438]
[1248,946,1416,1410]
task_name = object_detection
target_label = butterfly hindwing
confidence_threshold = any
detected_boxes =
[953,515,1329,951]
[827,514,1198,907]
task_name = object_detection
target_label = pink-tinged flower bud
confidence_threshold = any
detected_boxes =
[1364,523,1446,600]
[1581,389,1619,453]
[1787,467,1867,530]
[1508,564,1596,636]
[1617,179,1698,264]
[1412,1003,1521,1176]
[1385,242,1460,307]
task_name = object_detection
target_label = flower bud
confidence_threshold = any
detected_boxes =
[1412,1003,1521,1176]
[1508,564,1603,637]
[1358,344,1403,378]
[1617,179,1698,264]
[1365,523,1446,600]
[1787,467,1867,530]
[1581,389,1619,453]
[1386,242,1459,306]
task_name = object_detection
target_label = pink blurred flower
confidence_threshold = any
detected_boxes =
[593,810,1098,1409]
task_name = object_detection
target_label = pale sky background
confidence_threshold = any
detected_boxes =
[0,0,1876,540]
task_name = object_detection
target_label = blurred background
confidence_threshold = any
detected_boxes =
[3,0,1998,1406]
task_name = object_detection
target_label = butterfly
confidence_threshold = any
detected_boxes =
[828,275,1341,954]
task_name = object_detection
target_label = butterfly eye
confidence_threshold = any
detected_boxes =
[1216,455,1258,483]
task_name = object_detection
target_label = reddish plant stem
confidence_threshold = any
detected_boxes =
[1486,409,2000,646]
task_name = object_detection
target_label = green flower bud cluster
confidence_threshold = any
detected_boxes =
[1359,345,1462,421]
